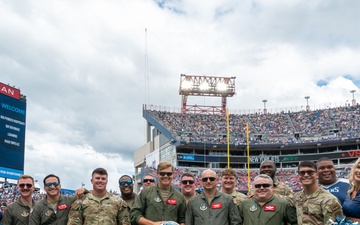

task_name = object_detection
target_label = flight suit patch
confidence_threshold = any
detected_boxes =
[167,199,177,205]
[200,203,207,211]
[211,203,222,209]
[21,210,29,217]
[250,204,257,212]
[57,204,68,210]
[264,205,276,211]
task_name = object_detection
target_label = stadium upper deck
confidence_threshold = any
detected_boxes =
[140,104,360,170]
[145,104,360,145]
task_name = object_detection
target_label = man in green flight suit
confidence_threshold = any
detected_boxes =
[186,169,241,225]
[1,175,35,225]
[239,174,297,225]
[130,162,186,225]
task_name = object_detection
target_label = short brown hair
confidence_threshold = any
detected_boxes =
[157,162,173,172]
[92,168,108,176]
[18,175,34,185]
[181,173,195,180]
[221,168,237,177]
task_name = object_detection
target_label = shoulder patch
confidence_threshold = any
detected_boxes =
[330,202,341,211]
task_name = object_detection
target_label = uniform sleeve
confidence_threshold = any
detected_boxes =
[238,202,243,219]
[323,198,343,225]
[284,185,294,196]
[185,198,194,225]
[229,197,242,225]
[2,205,14,225]
[130,189,147,224]
[117,199,130,225]
[29,203,42,225]
[67,199,84,225]
[284,202,298,225]
[176,195,186,224]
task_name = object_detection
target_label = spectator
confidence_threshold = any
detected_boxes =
[342,158,360,223]
[316,157,350,205]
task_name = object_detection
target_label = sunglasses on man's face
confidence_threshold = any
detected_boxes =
[201,177,216,182]
[181,180,195,185]
[158,172,173,177]
[18,183,33,188]
[119,180,133,186]
[143,179,155,183]
[254,183,271,189]
[44,182,60,188]
[298,170,316,176]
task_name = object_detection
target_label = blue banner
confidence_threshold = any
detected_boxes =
[0,93,26,173]
[0,166,23,179]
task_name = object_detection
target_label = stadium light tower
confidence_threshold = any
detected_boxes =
[179,74,236,114]
[262,99,267,114]
[305,96,310,111]
[351,90,356,106]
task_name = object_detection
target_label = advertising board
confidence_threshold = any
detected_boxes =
[0,83,26,179]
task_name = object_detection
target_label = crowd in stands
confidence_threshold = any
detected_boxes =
[146,104,360,145]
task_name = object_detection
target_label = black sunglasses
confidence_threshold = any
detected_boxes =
[158,172,173,177]
[181,180,195,185]
[18,183,33,188]
[202,177,216,182]
[254,183,272,189]
[298,170,316,176]
[143,179,155,183]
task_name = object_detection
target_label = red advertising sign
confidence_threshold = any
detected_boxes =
[0,82,20,99]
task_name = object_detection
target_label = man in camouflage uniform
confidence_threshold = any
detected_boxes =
[239,174,297,225]
[186,169,241,225]
[220,168,247,205]
[130,162,186,225]
[248,160,293,199]
[294,161,343,225]
[29,174,77,225]
[67,168,130,225]
[118,175,136,208]
[1,175,35,225]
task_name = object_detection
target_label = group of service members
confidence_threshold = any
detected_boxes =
[1,157,360,225]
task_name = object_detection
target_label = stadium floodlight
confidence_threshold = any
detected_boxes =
[182,80,193,90]
[217,82,227,91]
[350,90,356,106]
[200,83,210,91]
[305,96,310,111]
[179,74,236,114]
[262,99,268,114]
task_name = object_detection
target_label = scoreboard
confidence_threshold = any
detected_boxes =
[0,82,26,179]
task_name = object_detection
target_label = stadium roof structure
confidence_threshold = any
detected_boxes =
[179,74,235,114]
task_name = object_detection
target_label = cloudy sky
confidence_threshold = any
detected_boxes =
[1,0,359,191]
